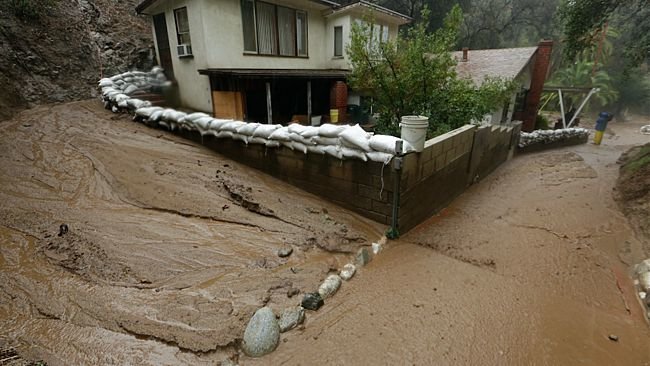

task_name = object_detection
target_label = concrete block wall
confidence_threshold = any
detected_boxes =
[176,122,519,234]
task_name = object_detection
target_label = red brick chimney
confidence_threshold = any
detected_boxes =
[462,47,469,62]
[520,39,553,132]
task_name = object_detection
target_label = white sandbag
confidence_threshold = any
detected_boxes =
[232,133,248,144]
[288,123,308,135]
[341,146,368,161]
[208,119,233,132]
[323,145,343,159]
[312,136,339,146]
[290,133,315,145]
[149,109,164,122]
[339,124,371,151]
[299,126,320,138]
[135,106,161,118]
[281,141,294,150]
[366,151,394,164]
[170,111,187,123]
[158,120,170,129]
[268,127,292,141]
[161,109,178,121]
[99,78,113,87]
[369,135,402,154]
[220,121,246,132]
[101,86,117,95]
[194,116,213,130]
[127,99,150,109]
[236,122,260,136]
[265,140,281,148]
[117,99,128,108]
[307,145,326,154]
[111,106,119,113]
[252,124,282,138]
[123,84,138,95]
[185,112,210,122]
[216,130,234,139]
[319,123,346,137]
[114,94,129,103]
[292,141,308,154]
[248,137,268,145]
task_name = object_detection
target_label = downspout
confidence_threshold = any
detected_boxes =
[388,140,403,239]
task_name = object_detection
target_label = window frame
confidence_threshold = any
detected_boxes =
[334,25,343,57]
[173,7,191,46]
[240,0,308,58]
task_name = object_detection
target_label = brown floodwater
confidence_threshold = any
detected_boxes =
[1,102,650,365]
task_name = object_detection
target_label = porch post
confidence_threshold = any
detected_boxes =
[307,80,312,124]
[266,81,272,124]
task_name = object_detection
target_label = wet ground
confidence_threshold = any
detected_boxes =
[1,101,650,365]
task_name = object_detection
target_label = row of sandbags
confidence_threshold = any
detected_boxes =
[131,106,409,163]
[99,67,170,113]
[518,127,590,148]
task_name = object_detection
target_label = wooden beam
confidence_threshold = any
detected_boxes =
[266,82,272,124]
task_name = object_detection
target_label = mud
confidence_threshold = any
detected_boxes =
[0,101,381,364]
[2,101,650,365]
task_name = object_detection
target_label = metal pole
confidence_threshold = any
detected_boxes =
[558,89,566,129]
[568,88,599,128]
[389,140,403,238]
[307,81,312,124]
[266,81,272,124]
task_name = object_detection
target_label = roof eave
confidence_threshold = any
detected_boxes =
[137,0,341,14]
[325,1,411,24]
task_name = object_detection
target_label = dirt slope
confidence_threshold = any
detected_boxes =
[0,0,153,120]
[615,142,650,243]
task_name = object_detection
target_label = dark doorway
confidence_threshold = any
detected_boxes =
[153,13,174,80]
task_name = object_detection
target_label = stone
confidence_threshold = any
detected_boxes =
[278,307,305,332]
[608,334,619,342]
[636,259,650,275]
[318,274,342,299]
[301,292,324,311]
[287,287,300,298]
[242,307,280,357]
[639,272,650,292]
[219,359,238,366]
[372,242,382,255]
[339,264,356,281]
[355,247,371,266]
[277,246,293,258]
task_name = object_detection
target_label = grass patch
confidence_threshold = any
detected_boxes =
[622,145,650,173]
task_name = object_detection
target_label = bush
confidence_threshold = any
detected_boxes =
[9,0,58,20]
[535,114,551,130]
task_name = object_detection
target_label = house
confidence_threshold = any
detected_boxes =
[453,40,553,132]
[135,0,410,124]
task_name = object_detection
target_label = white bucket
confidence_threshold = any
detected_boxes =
[400,115,428,152]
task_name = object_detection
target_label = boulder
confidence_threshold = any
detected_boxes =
[318,274,342,299]
[278,307,305,332]
[340,264,356,281]
[242,307,280,357]
[301,292,324,311]
[277,246,293,258]
[355,247,371,266]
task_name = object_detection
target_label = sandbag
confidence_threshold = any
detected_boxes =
[236,122,260,136]
[265,140,281,148]
[98,78,113,87]
[268,127,292,141]
[194,116,213,130]
[216,130,234,139]
[323,145,343,159]
[232,133,248,144]
[149,109,164,122]
[209,119,232,132]
[252,124,282,138]
[185,112,210,122]
[248,137,268,145]
[339,124,371,151]
[123,84,138,95]
[292,141,308,154]
[341,146,368,161]
[300,126,320,138]
[369,135,402,154]
[281,141,295,150]
[288,123,308,135]
[312,136,339,146]
[307,145,326,155]
[290,133,315,145]
[319,123,346,137]
[366,151,394,164]
[220,121,246,132]
[135,106,162,118]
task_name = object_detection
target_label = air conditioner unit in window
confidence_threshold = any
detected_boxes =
[177,44,193,57]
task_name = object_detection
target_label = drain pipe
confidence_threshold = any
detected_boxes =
[388,140,403,239]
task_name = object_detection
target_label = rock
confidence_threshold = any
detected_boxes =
[242,307,280,357]
[339,263,356,281]
[639,272,650,291]
[636,259,650,275]
[301,292,324,311]
[608,334,619,342]
[287,287,300,298]
[277,246,293,258]
[318,274,342,299]
[355,247,371,266]
[278,307,305,332]
[372,242,382,255]
[219,359,238,366]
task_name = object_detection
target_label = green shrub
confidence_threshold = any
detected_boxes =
[535,114,551,130]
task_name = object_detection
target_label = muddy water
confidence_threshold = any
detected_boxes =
[248,120,650,365]
[0,101,382,364]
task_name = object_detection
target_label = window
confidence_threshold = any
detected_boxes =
[174,7,191,45]
[334,26,343,57]
[241,0,308,57]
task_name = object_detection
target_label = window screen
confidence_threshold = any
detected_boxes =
[334,26,343,57]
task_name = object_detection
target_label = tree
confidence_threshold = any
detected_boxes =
[347,5,515,137]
